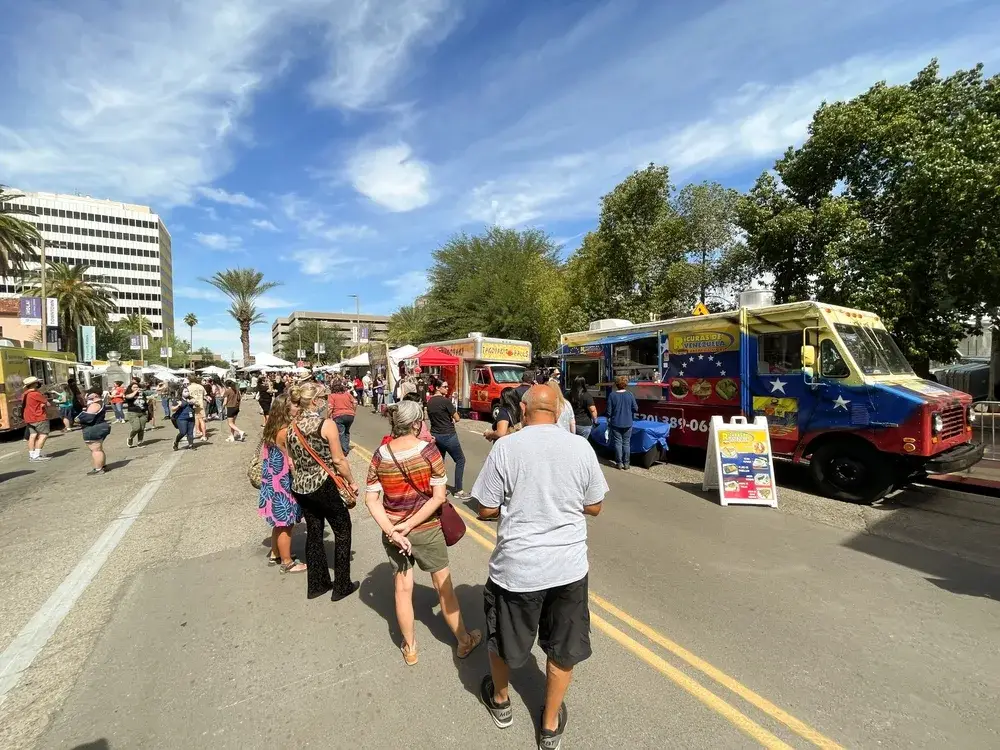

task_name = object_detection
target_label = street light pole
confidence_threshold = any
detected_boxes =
[348,294,360,354]
[39,236,47,350]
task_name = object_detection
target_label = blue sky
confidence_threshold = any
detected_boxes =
[1,0,998,357]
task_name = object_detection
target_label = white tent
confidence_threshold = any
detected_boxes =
[389,344,418,362]
[198,365,230,376]
[173,368,194,374]
[250,352,295,368]
[342,352,369,367]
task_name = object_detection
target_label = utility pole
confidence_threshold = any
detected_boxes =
[39,236,48,350]
[348,294,360,355]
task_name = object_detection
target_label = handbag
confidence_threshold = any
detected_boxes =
[386,444,466,546]
[248,440,264,490]
[291,421,358,508]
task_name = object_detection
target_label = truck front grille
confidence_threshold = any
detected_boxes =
[940,404,965,440]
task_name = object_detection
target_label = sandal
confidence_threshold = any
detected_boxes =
[267,553,280,566]
[401,641,418,666]
[457,629,483,659]
[280,559,307,574]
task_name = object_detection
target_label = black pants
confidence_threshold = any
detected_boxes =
[294,478,353,598]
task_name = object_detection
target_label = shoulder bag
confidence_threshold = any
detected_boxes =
[386,444,466,546]
[291,421,358,508]
[248,439,264,490]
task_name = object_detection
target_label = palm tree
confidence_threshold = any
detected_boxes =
[183,312,198,353]
[386,303,428,345]
[0,186,40,279]
[200,268,281,362]
[122,312,153,335]
[22,261,115,353]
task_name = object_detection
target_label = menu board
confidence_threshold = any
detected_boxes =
[703,415,778,507]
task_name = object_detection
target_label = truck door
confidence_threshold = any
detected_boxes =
[470,367,490,414]
[750,328,809,457]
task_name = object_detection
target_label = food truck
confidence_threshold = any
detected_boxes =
[0,347,78,433]
[560,301,983,502]
[419,335,532,418]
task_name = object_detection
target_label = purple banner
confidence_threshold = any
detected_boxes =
[19,297,42,319]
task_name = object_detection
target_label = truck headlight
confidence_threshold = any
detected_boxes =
[967,404,976,424]
[931,412,943,435]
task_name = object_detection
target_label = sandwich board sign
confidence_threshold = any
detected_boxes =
[703,415,778,507]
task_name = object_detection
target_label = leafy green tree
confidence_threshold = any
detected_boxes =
[201,268,280,363]
[738,60,1000,375]
[183,312,198,353]
[673,181,741,304]
[386,304,429,346]
[96,320,132,360]
[0,186,39,279]
[278,319,346,364]
[423,226,568,353]
[21,261,116,353]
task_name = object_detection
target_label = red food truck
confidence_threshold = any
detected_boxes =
[417,334,532,418]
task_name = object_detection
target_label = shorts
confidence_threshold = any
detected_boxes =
[191,403,204,415]
[226,407,240,419]
[82,422,111,443]
[60,405,74,420]
[484,574,592,669]
[25,420,51,436]
[382,525,449,574]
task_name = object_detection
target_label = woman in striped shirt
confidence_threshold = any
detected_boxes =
[365,400,482,666]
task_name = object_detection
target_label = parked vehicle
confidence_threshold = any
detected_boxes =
[0,348,78,433]
[560,301,983,502]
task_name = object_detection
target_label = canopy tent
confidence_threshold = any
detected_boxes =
[342,352,369,368]
[173,368,194,374]
[389,344,418,362]
[247,352,295,369]
[408,346,461,368]
[198,365,230,376]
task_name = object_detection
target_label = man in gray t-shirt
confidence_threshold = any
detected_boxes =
[473,385,607,748]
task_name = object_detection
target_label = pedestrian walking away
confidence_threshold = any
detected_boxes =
[124,378,149,447]
[365,400,482,666]
[54,380,75,433]
[157,379,170,419]
[546,379,576,434]
[214,380,226,423]
[472,385,608,749]
[606,375,639,470]
[170,384,197,450]
[259,395,306,574]
[569,376,598,441]
[257,375,274,425]
[109,380,126,423]
[75,389,111,474]
[21,376,53,462]
[224,379,246,442]
[426,381,468,499]
[186,378,208,440]
[326,375,357,456]
[284,382,360,602]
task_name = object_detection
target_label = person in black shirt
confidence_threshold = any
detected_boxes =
[124,378,149,448]
[426,381,468,500]
[569,376,598,440]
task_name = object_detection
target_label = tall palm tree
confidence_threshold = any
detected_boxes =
[22,261,115,354]
[0,186,40,279]
[386,303,428,345]
[200,268,281,362]
[122,312,153,335]
[183,312,198,353]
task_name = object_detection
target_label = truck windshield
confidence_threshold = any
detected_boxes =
[834,324,913,376]
[490,366,524,384]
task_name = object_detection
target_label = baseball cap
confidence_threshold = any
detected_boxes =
[23,376,39,386]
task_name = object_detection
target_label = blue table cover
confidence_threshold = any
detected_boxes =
[590,417,670,453]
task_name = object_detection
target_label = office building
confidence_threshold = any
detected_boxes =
[272,311,389,354]
[0,191,173,338]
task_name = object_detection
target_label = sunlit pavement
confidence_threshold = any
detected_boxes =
[1,410,998,749]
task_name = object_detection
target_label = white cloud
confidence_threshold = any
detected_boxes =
[194,232,242,251]
[251,218,278,231]
[175,286,225,301]
[348,143,432,212]
[197,186,261,208]
[308,0,461,110]
[256,295,296,310]
[289,249,361,277]
[383,269,429,306]
[279,193,375,240]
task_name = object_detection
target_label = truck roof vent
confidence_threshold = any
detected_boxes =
[588,318,632,331]
[738,289,774,309]
[468,332,484,338]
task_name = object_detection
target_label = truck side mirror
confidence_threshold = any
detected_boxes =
[801,345,816,368]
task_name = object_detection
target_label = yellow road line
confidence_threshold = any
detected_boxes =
[351,442,841,749]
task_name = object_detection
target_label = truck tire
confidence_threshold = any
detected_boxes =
[810,439,894,504]
[490,401,501,421]
[637,445,659,469]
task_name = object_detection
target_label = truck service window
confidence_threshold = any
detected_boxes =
[612,336,659,382]
[757,332,803,375]
[567,359,601,388]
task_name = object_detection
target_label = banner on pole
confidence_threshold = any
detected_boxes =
[79,325,97,361]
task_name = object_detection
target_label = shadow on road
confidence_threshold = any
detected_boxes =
[0,469,34,482]
[71,741,109,750]
[46,448,76,458]
[104,459,132,472]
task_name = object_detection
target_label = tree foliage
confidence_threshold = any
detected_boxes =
[0,186,39,279]
[386,303,430,346]
[22,262,116,353]
[278,319,346,364]
[673,181,742,304]
[738,60,1000,372]
[422,226,567,352]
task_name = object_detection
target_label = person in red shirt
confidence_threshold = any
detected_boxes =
[21,377,52,462]
[109,380,126,423]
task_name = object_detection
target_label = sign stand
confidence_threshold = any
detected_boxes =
[704,415,778,507]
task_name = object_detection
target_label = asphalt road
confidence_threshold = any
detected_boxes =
[0,408,998,749]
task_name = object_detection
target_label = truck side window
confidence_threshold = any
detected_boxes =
[473,369,486,386]
[820,339,850,378]
[757,332,803,375]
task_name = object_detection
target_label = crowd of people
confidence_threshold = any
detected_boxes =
[249,366,613,749]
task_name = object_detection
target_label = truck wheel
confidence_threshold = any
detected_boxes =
[490,401,501,421]
[810,440,894,504]
[637,446,659,469]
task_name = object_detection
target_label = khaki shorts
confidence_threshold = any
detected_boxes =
[382,525,449,574]
[191,403,204,415]
[25,420,51,436]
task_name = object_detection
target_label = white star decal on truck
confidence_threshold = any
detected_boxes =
[770,378,787,394]
[833,395,850,410]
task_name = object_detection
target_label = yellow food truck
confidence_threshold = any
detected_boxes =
[0,347,78,433]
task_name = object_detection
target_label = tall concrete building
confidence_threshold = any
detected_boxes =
[0,191,173,338]
[272,311,389,355]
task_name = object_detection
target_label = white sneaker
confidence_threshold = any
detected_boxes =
[33,454,52,462]
[225,436,235,442]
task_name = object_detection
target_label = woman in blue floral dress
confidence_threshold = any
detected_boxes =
[258,395,306,573]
